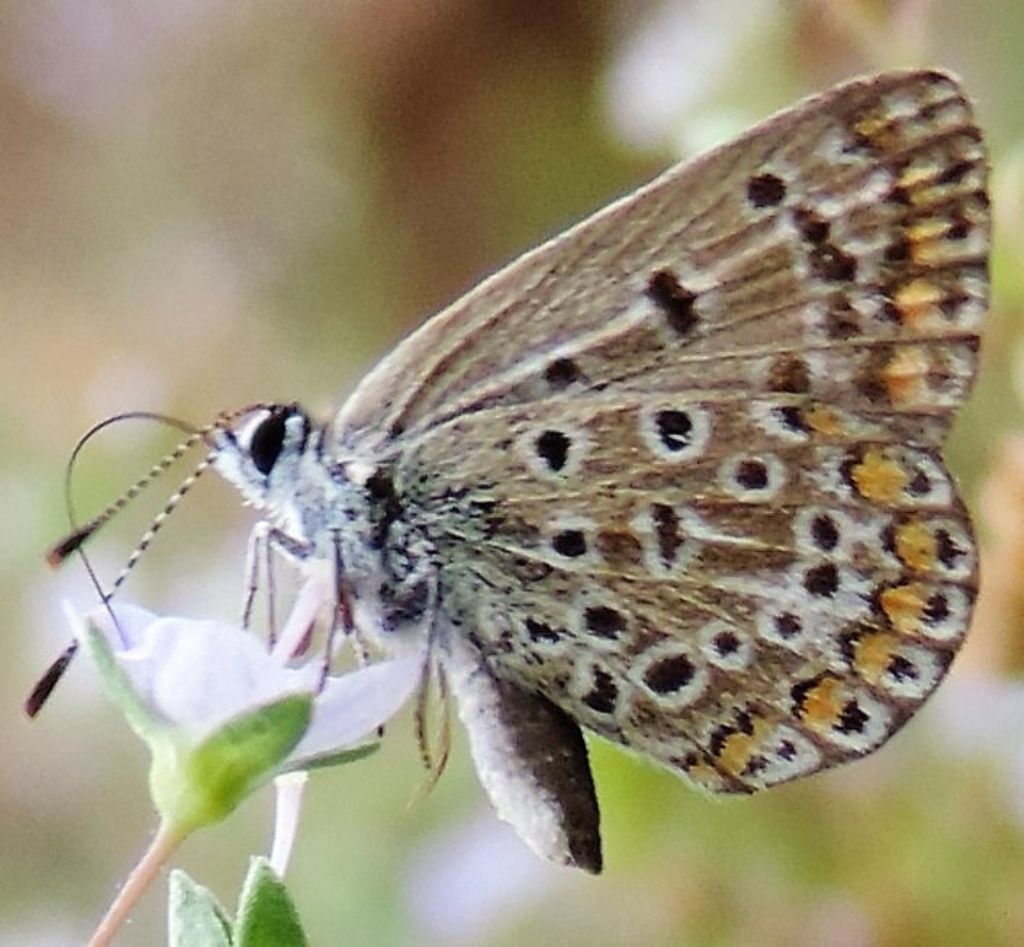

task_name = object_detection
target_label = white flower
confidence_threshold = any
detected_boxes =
[71,600,423,834]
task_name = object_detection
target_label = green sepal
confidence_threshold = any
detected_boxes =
[234,857,309,947]
[152,695,313,834]
[282,741,380,773]
[81,617,168,742]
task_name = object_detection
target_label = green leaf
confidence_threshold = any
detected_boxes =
[168,869,233,947]
[235,857,309,947]
[153,694,312,834]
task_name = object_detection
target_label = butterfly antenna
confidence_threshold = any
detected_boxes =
[29,404,277,718]
[24,640,80,718]
[44,403,272,569]
[28,410,239,718]
[107,450,219,595]
[46,412,204,567]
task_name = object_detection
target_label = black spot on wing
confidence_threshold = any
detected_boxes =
[646,269,698,335]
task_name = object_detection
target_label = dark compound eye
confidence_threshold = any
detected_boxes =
[250,406,297,476]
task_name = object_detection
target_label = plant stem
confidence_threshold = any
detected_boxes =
[89,821,182,947]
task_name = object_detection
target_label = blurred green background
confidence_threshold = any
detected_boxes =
[5,1,1024,944]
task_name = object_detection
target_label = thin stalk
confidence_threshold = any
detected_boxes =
[88,821,183,947]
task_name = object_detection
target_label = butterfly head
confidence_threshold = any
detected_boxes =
[211,403,318,526]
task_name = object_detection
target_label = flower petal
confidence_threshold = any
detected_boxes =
[288,655,424,767]
[82,604,319,739]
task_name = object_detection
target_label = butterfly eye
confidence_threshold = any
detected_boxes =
[249,406,293,476]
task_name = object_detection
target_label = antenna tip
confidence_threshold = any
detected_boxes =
[45,523,97,567]
[25,640,79,717]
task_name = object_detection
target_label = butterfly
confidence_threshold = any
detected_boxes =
[209,69,988,873]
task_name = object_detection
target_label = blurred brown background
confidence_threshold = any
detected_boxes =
[5,1,1024,944]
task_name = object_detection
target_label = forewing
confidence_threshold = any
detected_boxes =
[333,69,987,458]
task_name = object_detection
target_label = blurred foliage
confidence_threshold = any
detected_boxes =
[4,1,1024,945]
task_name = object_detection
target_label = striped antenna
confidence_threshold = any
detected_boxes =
[46,412,202,566]
[105,450,216,596]
[25,640,79,718]
[28,404,273,718]
[45,404,274,567]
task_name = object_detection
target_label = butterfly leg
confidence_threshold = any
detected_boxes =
[412,612,453,788]
[240,520,269,632]
[245,525,319,658]
[318,529,362,690]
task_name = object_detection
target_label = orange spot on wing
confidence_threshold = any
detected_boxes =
[905,220,961,266]
[910,184,955,208]
[717,718,773,777]
[907,220,950,243]
[684,760,728,792]
[852,449,908,502]
[900,163,939,189]
[804,405,844,436]
[893,279,943,328]
[880,583,927,634]
[855,113,901,152]
[895,521,938,571]
[796,675,843,731]
[882,346,932,407]
[853,632,899,684]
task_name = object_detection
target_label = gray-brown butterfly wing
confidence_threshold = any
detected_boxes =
[334,70,985,454]
[403,388,977,792]
[334,69,987,794]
